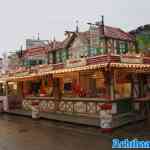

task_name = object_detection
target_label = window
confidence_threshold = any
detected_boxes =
[64,82,72,91]
[97,41,105,54]
[120,42,126,54]
[56,51,60,63]
[30,60,36,66]
[39,60,43,65]
[48,53,53,64]
[59,51,62,62]
[90,48,97,56]
[116,41,128,54]
[62,50,66,62]
[55,51,63,63]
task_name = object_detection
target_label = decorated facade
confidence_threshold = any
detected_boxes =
[1,21,150,128]
[22,46,49,67]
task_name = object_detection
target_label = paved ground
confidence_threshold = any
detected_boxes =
[1,114,150,150]
[0,114,112,150]
[112,119,150,140]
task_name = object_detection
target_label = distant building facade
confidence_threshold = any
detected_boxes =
[22,46,49,67]
[0,58,3,74]
[14,23,136,68]
[130,24,150,54]
[26,39,48,49]
[47,24,136,66]
[7,53,21,70]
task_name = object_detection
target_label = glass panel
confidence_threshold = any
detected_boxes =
[56,51,60,63]
[115,71,132,98]
[62,50,66,62]
[59,51,62,62]
[48,53,53,64]
[55,71,107,98]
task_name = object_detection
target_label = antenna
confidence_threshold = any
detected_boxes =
[101,15,105,36]
[37,32,40,40]
[101,15,104,26]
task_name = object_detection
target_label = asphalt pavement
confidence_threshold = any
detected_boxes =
[1,114,149,150]
[0,114,112,150]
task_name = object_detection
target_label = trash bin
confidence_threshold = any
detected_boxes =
[31,101,40,119]
[99,104,112,132]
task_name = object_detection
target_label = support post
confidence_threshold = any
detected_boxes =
[4,82,9,111]
[104,69,115,100]
[109,70,115,101]
[139,74,144,97]
[5,82,8,97]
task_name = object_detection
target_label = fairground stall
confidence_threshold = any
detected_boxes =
[4,54,150,127]
[0,76,8,112]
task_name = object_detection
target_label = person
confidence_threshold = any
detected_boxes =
[72,79,81,96]
[52,78,62,111]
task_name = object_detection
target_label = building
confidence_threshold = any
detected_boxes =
[0,58,3,74]
[67,25,136,58]
[22,46,49,67]
[2,21,150,128]
[130,24,150,54]
[48,24,136,65]
[7,53,21,70]
[26,38,48,49]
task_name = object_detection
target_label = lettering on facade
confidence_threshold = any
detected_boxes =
[66,58,87,68]
[36,64,53,73]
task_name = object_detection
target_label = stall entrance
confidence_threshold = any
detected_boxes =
[114,70,133,113]
[52,78,62,100]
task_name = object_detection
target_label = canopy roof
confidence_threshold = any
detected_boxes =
[1,62,150,82]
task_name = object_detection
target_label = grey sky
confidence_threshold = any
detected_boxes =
[0,0,149,54]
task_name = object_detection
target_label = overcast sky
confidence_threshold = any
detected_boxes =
[0,0,149,55]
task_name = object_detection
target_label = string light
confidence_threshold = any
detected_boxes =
[2,62,150,82]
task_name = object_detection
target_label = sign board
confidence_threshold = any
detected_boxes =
[38,64,53,73]
[121,56,143,64]
[15,72,29,77]
[66,58,87,68]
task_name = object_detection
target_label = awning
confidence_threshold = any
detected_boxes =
[4,62,150,82]
[111,63,150,73]
[6,63,108,81]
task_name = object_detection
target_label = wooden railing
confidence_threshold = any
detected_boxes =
[22,97,110,117]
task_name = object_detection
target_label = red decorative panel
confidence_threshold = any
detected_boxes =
[143,57,150,64]
[87,55,120,64]
[110,55,120,63]
[87,55,108,65]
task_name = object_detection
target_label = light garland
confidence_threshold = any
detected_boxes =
[2,62,150,82]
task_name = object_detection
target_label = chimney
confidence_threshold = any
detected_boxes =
[100,15,105,36]
[37,32,40,40]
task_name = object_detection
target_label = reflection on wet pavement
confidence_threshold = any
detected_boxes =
[112,120,150,140]
[0,114,112,150]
